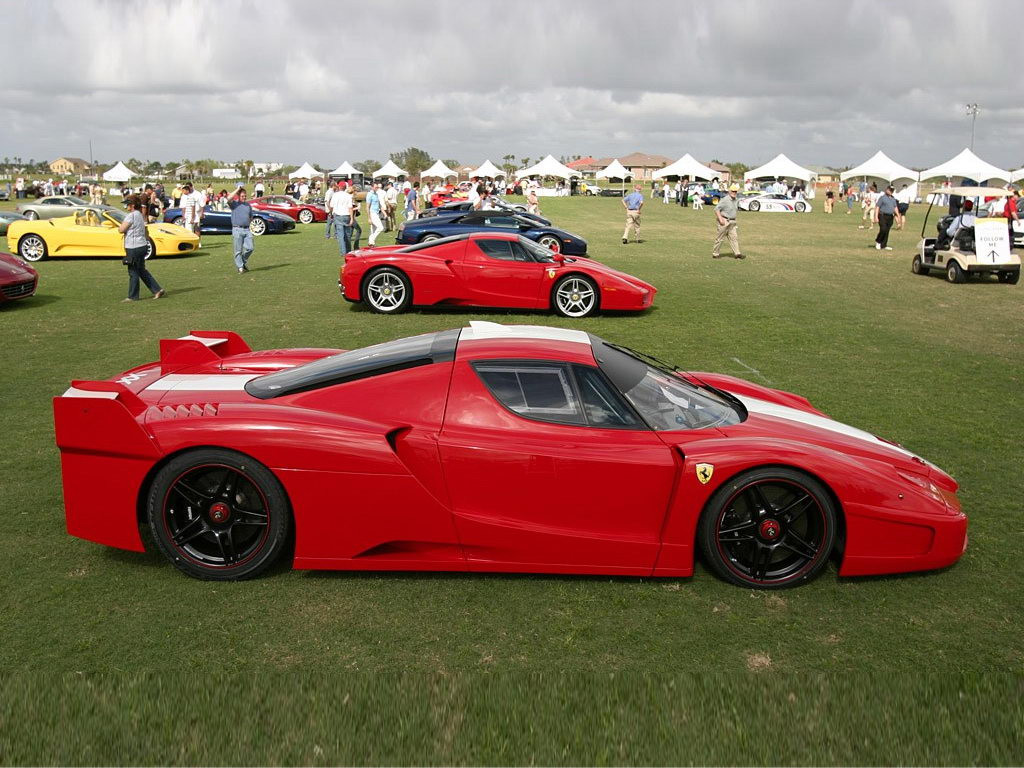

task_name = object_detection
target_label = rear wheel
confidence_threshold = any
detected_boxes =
[795,201,807,213]
[363,267,412,313]
[249,217,267,236]
[146,448,290,581]
[24,210,39,220]
[18,234,47,262]
[748,200,760,212]
[420,234,441,242]
[946,260,966,284]
[144,238,155,260]
[538,234,562,253]
[998,270,1020,284]
[552,274,598,318]
[298,208,314,224]
[911,254,929,275]
[698,467,837,589]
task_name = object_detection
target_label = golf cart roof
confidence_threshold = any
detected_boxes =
[945,186,1013,197]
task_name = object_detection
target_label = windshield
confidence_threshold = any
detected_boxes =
[103,209,126,223]
[591,337,743,431]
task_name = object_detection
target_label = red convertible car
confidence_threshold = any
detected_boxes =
[55,324,966,587]
[340,232,654,317]
[249,195,328,224]
[0,251,38,304]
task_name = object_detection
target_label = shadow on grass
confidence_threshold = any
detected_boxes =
[1,293,60,309]
[102,545,165,569]
[345,303,657,319]
[249,263,290,272]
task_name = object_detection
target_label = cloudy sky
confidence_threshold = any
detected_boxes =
[5,0,1022,171]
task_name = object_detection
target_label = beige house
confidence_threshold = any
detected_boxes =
[616,152,673,181]
[49,157,90,175]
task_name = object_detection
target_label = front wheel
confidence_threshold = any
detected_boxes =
[146,448,291,581]
[363,267,412,313]
[298,208,314,224]
[698,467,837,589]
[419,234,441,242]
[18,234,48,262]
[24,210,39,220]
[552,274,598,318]
[795,201,807,213]
[538,234,562,253]
[748,200,760,212]
[946,260,966,284]
[144,238,155,260]
[172,216,185,227]
[249,217,267,236]
[911,254,929,275]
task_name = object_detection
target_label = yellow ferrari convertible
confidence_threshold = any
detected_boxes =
[7,207,200,262]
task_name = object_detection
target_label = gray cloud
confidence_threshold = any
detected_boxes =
[3,0,1021,171]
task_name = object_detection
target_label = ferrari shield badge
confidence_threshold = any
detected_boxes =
[695,463,714,484]
[547,268,556,278]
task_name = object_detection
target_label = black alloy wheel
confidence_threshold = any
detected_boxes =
[698,467,837,589]
[146,449,290,580]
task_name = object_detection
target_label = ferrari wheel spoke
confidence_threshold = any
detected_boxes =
[173,517,210,546]
[719,520,757,536]
[233,509,268,527]
[747,483,774,514]
[173,480,212,507]
[749,544,771,580]
[782,531,818,561]
[778,493,813,524]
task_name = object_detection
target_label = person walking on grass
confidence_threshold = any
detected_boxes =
[323,181,336,239]
[712,184,744,259]
[329,181,354,255]
[119,195,164,302]
[367,183,385,246]
[859,183,878,229]
[622,184,644,244]
[229,188,254,272]
[874,186,898,251]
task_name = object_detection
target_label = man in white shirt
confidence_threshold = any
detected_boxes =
[254,179,265,198]
[894,184,913,230]
[467,178,481,208]
[329,182,354,254]
[180,183,205,240]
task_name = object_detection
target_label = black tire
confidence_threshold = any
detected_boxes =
[748,200,760,212]
[144,238,155,260]
[146,448,290,581]
[698,467,837,589]
[911,254,929,275]
[998,270,1019,284]
[795,201,807,213]
[362,266,412,314]
[24,210,39,220]
[172,216,185,227]
[249,217,267,236]
[946,260,966,284]
[419,233,441,242]
[538,234,562,253]
[298,208,314,224]
[552,274,599,318]
[18,234,48,262]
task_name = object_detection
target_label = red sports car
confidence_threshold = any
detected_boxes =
[340,232,654,317]
[249,195,328,224]
[55,324,966,587]
[0,251,38,304]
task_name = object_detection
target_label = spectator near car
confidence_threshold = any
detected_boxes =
[229,189,255,273]
[874,186,898,251]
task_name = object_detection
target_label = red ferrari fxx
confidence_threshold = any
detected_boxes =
[55,324,967,587]
[249,195,328,224]
[0,251,38,303]
[340,233,654,317]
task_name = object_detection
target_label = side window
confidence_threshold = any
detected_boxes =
[475,364,584,425]
[475,239,516,261]
[509,242,534,262]
[573,366,642,428]
[483,216,519,228]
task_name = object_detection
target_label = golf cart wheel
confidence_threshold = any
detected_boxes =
[795,201,807,213]
[946,261,966,284]
[911,255,929,276]
[748,200,760,212]
[998,270,1020,285]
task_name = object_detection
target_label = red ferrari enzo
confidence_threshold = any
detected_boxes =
[249,195,328,224]
[55,324,966,587]
[340,232,655,317]
[0,251,38,304]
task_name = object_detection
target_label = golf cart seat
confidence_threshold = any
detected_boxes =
[934,215,974,252]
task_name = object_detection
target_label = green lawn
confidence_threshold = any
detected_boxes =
[0,194,1021,765]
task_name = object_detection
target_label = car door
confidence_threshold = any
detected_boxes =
[61,210,117,256]
[454,238,548,308]
[437,357,677,571]
[200,206,230,233]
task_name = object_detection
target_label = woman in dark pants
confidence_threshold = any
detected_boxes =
[119,194,165,302]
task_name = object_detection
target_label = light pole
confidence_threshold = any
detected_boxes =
[966,103,980,150]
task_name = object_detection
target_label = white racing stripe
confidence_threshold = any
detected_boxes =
[147,374,258,392]
[738,395,918,459]
[177,334,228,347]
[462,321,590,345]
[61,387,119,399]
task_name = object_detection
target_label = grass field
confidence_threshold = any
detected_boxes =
[1,193,1021,765]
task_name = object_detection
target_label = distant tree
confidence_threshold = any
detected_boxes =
[389,147,433,176]
[353,160,379,177]
[502,153,515,176]
[520,157,531,169]
[725,161,749,178]
[442,159,460,171]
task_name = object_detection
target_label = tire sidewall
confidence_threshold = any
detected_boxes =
[362,266,412,313]
[146,448,290,580]
[552,274,598,318]
[19,234,47,262]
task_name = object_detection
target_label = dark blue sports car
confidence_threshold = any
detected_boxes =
[396,210,587,255]
[162,205,295,236]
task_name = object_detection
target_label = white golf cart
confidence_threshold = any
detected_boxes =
[914,186,1020,284]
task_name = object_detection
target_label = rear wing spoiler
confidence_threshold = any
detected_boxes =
[54,380,158,457]
[159,330,251,373]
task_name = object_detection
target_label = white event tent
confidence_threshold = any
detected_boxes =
[328,161,359,177]
[919,148,1010,183]
[420,160,457,179]
[1011,168,1024,183]
[373,160,407,178]
[744,154,816,182]
[596,159,631,180]
[840,151,918,183]
[288,162,323,179]
[515,155,580,180]
[653,154,716,180]
[102,161,135,183]
[469,160,506,178]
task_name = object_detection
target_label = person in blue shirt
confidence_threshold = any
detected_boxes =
[228,189,254,273]
[622,185,645,244]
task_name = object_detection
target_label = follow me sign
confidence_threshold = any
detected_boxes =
[975,219,1011,264]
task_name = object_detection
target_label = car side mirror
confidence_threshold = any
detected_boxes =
[552,252,565,263]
